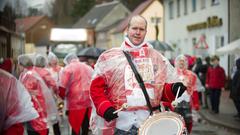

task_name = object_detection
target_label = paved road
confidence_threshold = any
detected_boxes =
[192,112,238,135]
[37,111,239,135]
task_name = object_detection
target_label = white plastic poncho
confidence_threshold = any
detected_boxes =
[0,69,38,132]
[60,53,93,110]
[174,54,198,103]
[90,38,180,134]
[18,54,59,130]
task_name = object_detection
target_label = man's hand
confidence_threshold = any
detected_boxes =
[205,84,209,88]
[171,82,187,98]
[103,107,118,122]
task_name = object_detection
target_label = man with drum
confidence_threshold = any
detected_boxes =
[90,15,187,135]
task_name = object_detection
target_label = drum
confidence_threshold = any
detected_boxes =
[139,111,188,135]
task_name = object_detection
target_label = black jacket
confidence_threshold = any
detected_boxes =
[230,58,240,99]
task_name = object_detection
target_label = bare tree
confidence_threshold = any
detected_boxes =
[51,0,76,27]
[43,0,55,17]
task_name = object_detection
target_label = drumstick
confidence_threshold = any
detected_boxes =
[172,86,181,107]
[175,86,181,101]
[113,103,128,114]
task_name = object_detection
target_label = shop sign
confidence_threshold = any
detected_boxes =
[187,16,222,31]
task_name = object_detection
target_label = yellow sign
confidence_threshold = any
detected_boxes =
[187,16,222,31]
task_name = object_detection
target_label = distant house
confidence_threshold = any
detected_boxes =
[0,6,24,60]
[15,15,54,54]
[113,0,164,47]
[73,1,130,49]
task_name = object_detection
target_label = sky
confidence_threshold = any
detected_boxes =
[0,0,54,16]
[27,0,46,9]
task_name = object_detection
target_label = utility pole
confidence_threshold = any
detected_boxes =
[151,16,161,41]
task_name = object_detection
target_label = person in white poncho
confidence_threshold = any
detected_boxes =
[0,68,38,135]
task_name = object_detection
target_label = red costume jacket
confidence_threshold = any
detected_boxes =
[90,39,181,134]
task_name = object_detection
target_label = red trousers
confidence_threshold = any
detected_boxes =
[3,123,24,135]
[68,108,92,134]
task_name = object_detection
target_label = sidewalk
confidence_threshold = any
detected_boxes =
[199,90,240,133]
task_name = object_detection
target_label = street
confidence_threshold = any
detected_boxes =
[192,116,238,135]
[43,111,238,135]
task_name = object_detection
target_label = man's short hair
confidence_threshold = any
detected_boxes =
[127,15,148,29]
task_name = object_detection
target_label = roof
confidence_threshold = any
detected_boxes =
[15,16,45,32]
[114,0,154,33]
[96,19,124,32]
[72,1,120,28]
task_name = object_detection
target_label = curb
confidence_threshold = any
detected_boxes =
[199,110,240,133]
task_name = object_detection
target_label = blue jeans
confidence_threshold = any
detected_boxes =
[114,126,138,135]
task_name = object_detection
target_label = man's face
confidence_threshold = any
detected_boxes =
[178,59,186,69]
[50,59,57,67]
[17,64,24,73]
[127,17,147,45]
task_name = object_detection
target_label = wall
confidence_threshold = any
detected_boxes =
[11,34,25,60]
[25,17,53,44]
[96,3,130,31]
[141,0,164,42]
[229,0,240,75]
[164,0,229,74]
[229,0,240,41]
[121,0,164,42]
[95,3,130,49]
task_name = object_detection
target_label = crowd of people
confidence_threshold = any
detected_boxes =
[192,53,240,121]
[0,15,239,135]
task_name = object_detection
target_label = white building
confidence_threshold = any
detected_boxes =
[164,0,228,73]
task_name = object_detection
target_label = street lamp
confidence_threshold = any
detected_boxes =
[151,16,161,41]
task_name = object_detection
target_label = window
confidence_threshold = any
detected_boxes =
[215,36,224,49]
[0,36,7,57]
[192,37,197,46]
[212,0,220,6]
[220,36,224,47]
[184,0,188,15]
[169,1,174,19]
[200,0,206,9]
[192,0,196,12]
[177,0,180,17]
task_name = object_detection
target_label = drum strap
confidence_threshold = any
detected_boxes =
[123,51,153,115]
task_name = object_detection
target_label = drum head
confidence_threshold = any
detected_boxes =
[139,112,186,135]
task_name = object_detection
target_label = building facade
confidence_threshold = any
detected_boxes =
[15,16,54,54]
[228,0,240,75]
[113,0,164,47]
[0,5,25,60]
[164,0,228,73]
[73,1,130,49]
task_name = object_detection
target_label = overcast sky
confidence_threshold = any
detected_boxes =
[27,0,46,9]
[0,0,54,16]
